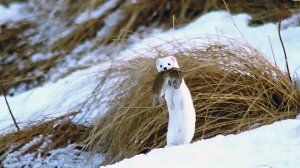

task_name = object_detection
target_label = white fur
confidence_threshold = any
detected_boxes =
[156,56,196,146]
[164,79,196,146]
[156,56,180,72]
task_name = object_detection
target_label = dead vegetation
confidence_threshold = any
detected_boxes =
[1,0,298,94]
[0,37,299,166]
[0,112,91,163]
[0,0,300,166]
[83,38,300,165]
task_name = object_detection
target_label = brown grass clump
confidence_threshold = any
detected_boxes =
[0,112,91,163]
[91,0,294,47]
[85,38,300,165]
[2,0,297,94]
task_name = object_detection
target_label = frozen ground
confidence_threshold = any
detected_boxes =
[0,63,112,132]
[103,119,300,168]
[1,2,300,168]
[0,3,26,23]
[3,140,104,168]
[2,9,299,132]
[119,11,300,75]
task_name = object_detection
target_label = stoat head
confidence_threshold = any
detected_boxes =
[156,56,179,72]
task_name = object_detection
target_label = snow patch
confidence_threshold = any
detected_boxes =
[75,0,118,24]
[96,10,123,39]
[118,11,300,74]
[31,53,54,63]
[3,143,104,168]
[0,63,110,132]
[103,120,300,168]
[282,13,300,29]
[0,3,26,24]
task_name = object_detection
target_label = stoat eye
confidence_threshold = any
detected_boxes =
[168,63,171,66]
[160,65,162,68]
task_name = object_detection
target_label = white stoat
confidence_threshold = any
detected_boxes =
[152,56,180,107]
[155,56,196,146]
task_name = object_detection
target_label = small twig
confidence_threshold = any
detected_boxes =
[1,82,20,131]
[278,0,292,82]
[172,14,175,29]
[267,36,277,67]
[222,0,248,44]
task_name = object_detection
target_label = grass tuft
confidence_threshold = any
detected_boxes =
[1,0,297,93]
[85,38,300,165]
[0,112,91,163]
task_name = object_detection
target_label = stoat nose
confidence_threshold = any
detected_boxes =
[163,67,167,71]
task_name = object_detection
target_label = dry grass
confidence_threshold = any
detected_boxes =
[0,37,299,165]
[1,0,297,93]
[0,112,91,163]
[91,0,293,47]
[84,38,300,165]
[0,0,299,164]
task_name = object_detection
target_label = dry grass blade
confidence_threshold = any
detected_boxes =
[0,82,19,131]
[1,0,296,93]
[0,111,91,163]
[85,38,300,165]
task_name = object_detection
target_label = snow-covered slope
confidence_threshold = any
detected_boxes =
[0,63,112,132]
[0,4,300,133]
[1,2,300,167]
[0,3,26,23]
[1,7,300,133]
[103,119,300,168]
[3,143,104,168]
[119,11,300,74]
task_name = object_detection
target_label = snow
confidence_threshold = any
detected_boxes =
[1,3,300,167]
[0,3,26,24]
[3,143,104,168]
[75,0,118,24]
[31,53,54,63]
[101,11,300,168]
[118,11,300,75]
[50,9,123,71]
[96,10,123,39]
[25,0,74,46]
[0,63,111,132]
[103,119,300,168]
[282,13,300,29]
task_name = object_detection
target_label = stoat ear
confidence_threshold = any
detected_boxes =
[170,56,180,69]
[156,58,160,66]
[170,56,177,62]
[156,58,161,72]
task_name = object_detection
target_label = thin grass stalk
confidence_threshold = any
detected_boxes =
[1,82,20,131]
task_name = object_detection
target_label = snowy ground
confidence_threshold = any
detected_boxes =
[1,6,299,133]
[0,3,26,23]
[3,141,104,168]
[103,119,300,168]
[0,63,109,132]
[119,11,300,74]
[1,2,300,168]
